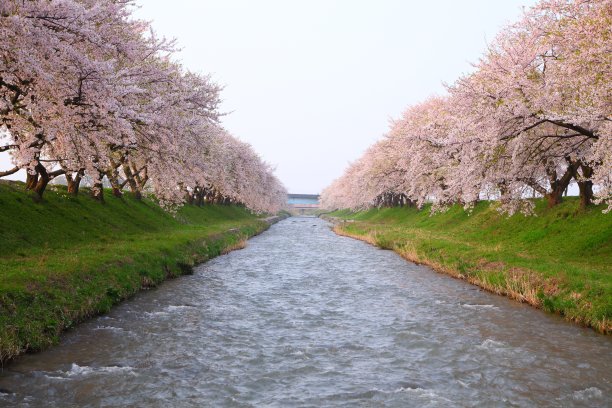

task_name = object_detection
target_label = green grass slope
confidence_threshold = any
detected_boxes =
[0,181,270,362]
[328,199,612,333]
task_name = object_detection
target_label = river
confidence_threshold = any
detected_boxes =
[0,217,610,407]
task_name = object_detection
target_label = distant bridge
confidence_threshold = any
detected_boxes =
[287,194,320,214]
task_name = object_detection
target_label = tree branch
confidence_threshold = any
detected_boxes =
[0,144,17,152]
[0,166,20,178]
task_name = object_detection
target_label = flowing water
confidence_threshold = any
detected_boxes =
[1,217,610,407]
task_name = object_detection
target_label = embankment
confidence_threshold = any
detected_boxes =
[324,199,611,333]
[0,181,283,362]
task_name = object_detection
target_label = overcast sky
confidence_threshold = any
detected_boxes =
[1,0,537,194]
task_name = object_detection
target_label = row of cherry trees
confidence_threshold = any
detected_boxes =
[322,0,610,214]
[0,0,286,213]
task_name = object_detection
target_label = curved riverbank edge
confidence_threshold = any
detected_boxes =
[321,202,611,334]
[0,181,289,363]
[1,215,286,364]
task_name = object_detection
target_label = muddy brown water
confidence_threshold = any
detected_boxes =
[0,217,610,407]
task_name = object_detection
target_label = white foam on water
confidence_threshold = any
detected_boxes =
[144,311,169,317]
[63,363,135,377]
[462,304,499,310]
[573,387,603,401]
[144,305,195,317]
[165,305,195,312]
[42,374,70,381]
[477,339,507,350]
[393,387,453,403]
[92,325,125,332]
[290,350,310,359]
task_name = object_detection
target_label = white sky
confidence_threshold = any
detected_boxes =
[1,0,537,194]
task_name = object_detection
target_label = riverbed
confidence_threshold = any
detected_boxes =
[1,217,610,407]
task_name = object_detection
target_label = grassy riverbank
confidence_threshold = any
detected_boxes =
[326,199,611,333]
[0,181,273,362]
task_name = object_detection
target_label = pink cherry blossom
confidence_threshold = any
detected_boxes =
[322,0,610,214]
[0,0,286,213]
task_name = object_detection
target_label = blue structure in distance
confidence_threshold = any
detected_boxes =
[287,194,319,205]
[287,194,320,213]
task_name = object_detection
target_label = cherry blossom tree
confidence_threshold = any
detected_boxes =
[0,0,286,213]
[322,0,610,214]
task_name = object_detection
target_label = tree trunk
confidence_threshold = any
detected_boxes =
[545,160,578,208]
[111,186,122,198]
[107,174,123,198]
[545,188,564,208]
[391,194,399,207]
[25,171,38,191]
[130,163,148,192]
[122,164,141,200]
[66,170,83,196]
[577,164,594,210]
[205,188,214,204]
[497,182,512,206]
[186,190,194,205]
[90,173,105,202]
[29,164,65,200]
[107,160,123,198]
[196,189,205,206]
[32,164,50,201]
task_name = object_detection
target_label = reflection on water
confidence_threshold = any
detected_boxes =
[1,217,610,407]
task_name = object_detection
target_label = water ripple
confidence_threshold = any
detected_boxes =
[0,217,610,407]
